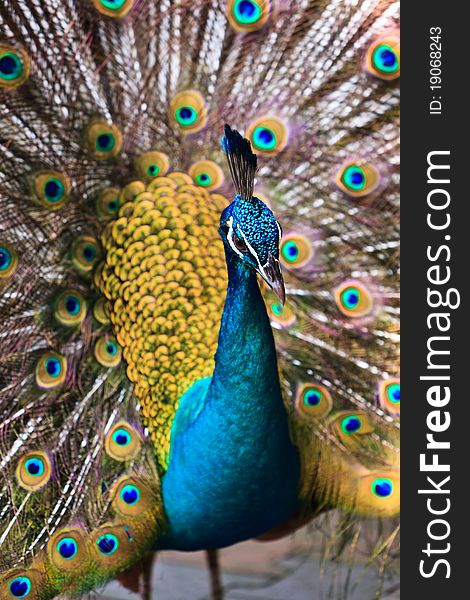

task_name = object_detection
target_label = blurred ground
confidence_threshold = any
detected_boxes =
[96,525,399,600]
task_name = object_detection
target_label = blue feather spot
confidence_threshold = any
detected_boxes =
[97,534,119,555]
[97,133,113,150]
[25,457,44,477]
[0,55,17,75]
[112,428,131,446]
[372,478,393,498]
[253,126,276,150]
[44,179,63,201]
[0,246,12,271]
[387,383,400,404]
[65,295,80,315]
[304,390,321,407]
[9,577,31,598]
[341,415,362,434]
[175,106,197,126]
[372,44,399,74]
[120,484,140,505]
[105,341,117,356]
[45,358,61,377]
[83,244,97,262]
[57,537,78,559]
[233,0,262,24]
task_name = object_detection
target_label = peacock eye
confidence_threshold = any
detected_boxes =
[233,235,247,252]
[71,236,101,272]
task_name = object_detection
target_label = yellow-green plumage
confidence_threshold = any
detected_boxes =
[96,171,228,468]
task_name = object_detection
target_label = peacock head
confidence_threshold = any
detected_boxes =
[219,195,285,303]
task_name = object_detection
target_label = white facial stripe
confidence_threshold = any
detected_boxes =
[227,218,280,283]
[226,216,244,259]
[236,227,270,279]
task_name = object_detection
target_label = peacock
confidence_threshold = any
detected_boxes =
[0,1,400,599]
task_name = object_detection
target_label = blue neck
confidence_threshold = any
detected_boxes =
[161,251,300,550]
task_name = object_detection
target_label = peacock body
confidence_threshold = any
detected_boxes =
[0,1,400,598]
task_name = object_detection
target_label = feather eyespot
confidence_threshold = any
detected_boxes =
[246,116,288,156]
[379,378,400,414]
[366,34,400,80]
[93,0,135,17]
[334,281,373,318]
[105,421,142,461]
[189,160,224,191]
[331,411,375,445]
[134,151,170,181]
[97,187,121,219]
[336,161,380,198]
[340,415,363,434]
[85,119,122,160]
[8,576,32,598]
[0,243,18,278]
[35,353,67,388]
[48,528,87,570]
[279,234,313,269]
[295,383,333,419]
[16,451,52,491]
[56,537,78,560]
[227,0,271,32]
[169,90,208,134]
[371,477,394,498]
[0,44,30,89]
[111,477,152,517]
[54,291,86,326]
[71,236,101,273]
[32,171,71,210]
[269,300,296,327]
[120,484,140,505]
[94,336,122,367]
[97,533,119,555]
[90,524,135,565]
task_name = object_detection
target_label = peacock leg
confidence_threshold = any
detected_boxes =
[206,549,224,600]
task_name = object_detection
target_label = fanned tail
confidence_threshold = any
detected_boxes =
[1,1,399,597]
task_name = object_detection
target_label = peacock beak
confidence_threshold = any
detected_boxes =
[259,253,286,305]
